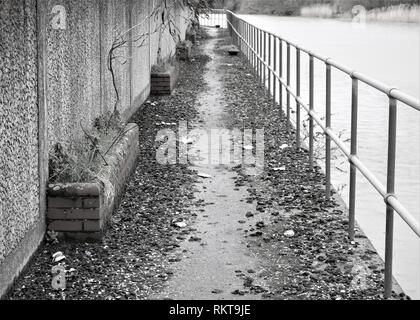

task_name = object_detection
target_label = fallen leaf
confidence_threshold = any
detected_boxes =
[197,173,212,179]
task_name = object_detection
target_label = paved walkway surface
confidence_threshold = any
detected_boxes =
[151,28,268,300]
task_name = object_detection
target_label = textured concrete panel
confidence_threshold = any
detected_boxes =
[100,0,131,118]
[0,0,40,262]
[150,4,189,66]
[46,0,102,149]
[178,6,190,41]
[130,0,151,118]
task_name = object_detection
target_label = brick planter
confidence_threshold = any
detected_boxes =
[176,41,192,61]
[47,184,102,240]
[150,65,178,95]
[47,123,139,241]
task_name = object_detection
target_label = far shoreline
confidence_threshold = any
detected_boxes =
[233,12,420,25]
[227,3,420,24]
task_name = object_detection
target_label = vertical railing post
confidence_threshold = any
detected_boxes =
[231,14,234,37]
[235,17,238,45]
[286,43,291,134]
[254,26,258,80]
[384,97,397,299]
[226,13,228,35]
[236,19,239,47]
[279,40,283,121]
[259,30,263,87]
[229,15,231,37]
[263,31,267,90]
[241,21,244,52]
[273,37,277,108]
[326,63,332,200]
[257,29,260,84]
[256,29,259,82]
[245,22,247,55]
[252,26,256,76]
[238,20,241,50]
[251,26,256,76]
[309,55,314,171]
[236,17,238,44]
[230,15,233,41]
[236,18,242,50]
[241,21,244,53]
[246,23,249,60]
[243,21,246,55]
[349,77,358,241]
[296,48,301,150]
[268,34,272,95]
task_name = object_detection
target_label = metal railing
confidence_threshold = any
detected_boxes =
[218,10,420,298]
[199,9,227,28]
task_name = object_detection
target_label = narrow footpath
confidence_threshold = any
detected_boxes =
[150,28,403,300]
[151,28,268,300]
[7,28,406,300]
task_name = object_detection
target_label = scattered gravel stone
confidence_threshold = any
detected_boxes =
[249,231,263,237]
[231,289,246,296]
[189,236,202,242]
[283,230,295,238]
[245,212,254,218]
[211,289,223,294]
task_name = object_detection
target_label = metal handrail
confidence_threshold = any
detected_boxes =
[198,9,227,28]
[221,10,420,299]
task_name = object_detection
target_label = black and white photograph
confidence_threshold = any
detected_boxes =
[0,0,419,312]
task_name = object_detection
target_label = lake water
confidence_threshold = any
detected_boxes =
[237,15,420,299]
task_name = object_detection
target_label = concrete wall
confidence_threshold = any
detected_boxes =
[46,0,102,149]
[0,0,45,297]
[150,1,190,67]
[47,0,190,148]
[100,0,132,120]
[0,0,190,297]
[131,0,152,119]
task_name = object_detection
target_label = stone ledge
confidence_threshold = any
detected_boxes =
[48,183,100,197]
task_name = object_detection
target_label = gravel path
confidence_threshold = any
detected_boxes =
[6,27,408,300]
